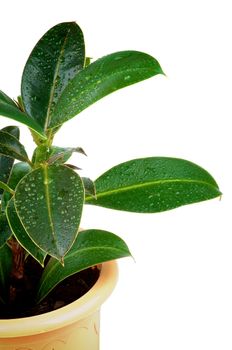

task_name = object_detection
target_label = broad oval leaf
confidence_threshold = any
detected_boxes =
[6,198,46,266]
[86,157,221,213]
[0,213,12,248]
[0,126,19,196]
[21,22,85,131]
[0,242,12,302]
[0,91,46,138]
[0,130,29,163]
[36,229,131,303]
[49,50,164,128]
[14,164,84,261]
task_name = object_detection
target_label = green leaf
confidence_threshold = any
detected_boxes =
[6,198,46,266]
[21,22,85,132]
[36,229,131,303]
[49,50,164,128]
[1,162,32,211]
[1,125,20,139]
[86,157,221,213]
[82,177,96,198]
[0,126,19,197]
[32,145,86,165]
[0,130,30,163]
[0,242,12,301]
[0,91,46,138]
[14,164,84,261]
[0,90,17,107]
[0,212,12,248]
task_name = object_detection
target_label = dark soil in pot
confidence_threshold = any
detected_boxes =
[0,257,100,319]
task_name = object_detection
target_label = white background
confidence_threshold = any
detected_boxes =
[0,0,232,349]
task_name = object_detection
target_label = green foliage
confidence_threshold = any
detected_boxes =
[86,157,221,212]
[21,22,85,133]
[0,91,45,138]
[0,126,19,197]
[0,21,221,306]
[36,229,131,302]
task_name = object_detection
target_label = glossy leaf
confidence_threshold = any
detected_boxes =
[1,162,31,210]
[1,125,20,139]
[6,198,46,266]
[36,229,131,303]
[0,213,12,248]
[0,91,46,138]
[49,50,164,128]
[14,164,84,261]
[21,22,85,131]
[0,242,12,301]
[0,130,29,163]
[0,126,19,196]
[86,157,221,213]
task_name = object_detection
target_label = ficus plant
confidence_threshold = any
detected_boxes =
[0,22,221,311]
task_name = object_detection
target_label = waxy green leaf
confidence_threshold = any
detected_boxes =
[86,157,221,212]
[0,91,46,138]
[0,130,29,163]
[21,22,85,132]
[0,126,19,197]
[36,229,131,302]
[14,164,84,261]
[6,198,46,266]
[1,125,20,139]
[0,242,12,301]
[0,213,12,248]
[49,50,164,128]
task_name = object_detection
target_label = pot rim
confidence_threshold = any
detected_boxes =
[0,260,118,338]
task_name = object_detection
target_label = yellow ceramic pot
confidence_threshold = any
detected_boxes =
[0,260,118,350]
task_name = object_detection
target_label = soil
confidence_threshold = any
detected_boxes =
[0,257,100,319]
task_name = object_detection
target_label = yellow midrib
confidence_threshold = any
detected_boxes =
[85,178,218,202]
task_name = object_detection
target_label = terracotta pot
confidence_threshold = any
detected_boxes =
[0,260,118,350]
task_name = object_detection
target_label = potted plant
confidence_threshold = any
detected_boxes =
[0,22,221,349]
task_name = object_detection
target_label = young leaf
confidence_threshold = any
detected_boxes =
[1,162,31,211]
[0,91,46,138]
[49,50,164,128]
[0,242,12,301]
[32,145,86,165]
[82,177,96,198]
[0,126,19,196]
[6,198,46,266]
[0,130,30,163]
[36,229,131,303]
[0,213,12,248]
[21,22,85,131]
[14,164,84,261]
[86,157,221,213]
